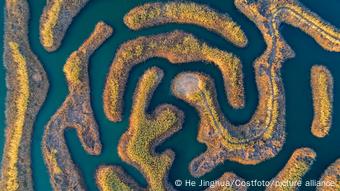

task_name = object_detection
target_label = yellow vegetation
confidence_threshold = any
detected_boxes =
[45,149,62,175]
[104,31,244,122]
[96,166,133,191]
[206,173,247,191]
[40,0,63,49]
[63,54,82,85]
[172,71,283,170]
[41,22,112,190]
[64,22,113,87]
[281,1,340,52]
[124,2,247,47]
[266,148,316,191]
[311,65,333,138]
[317,159,340,191]
[3,41,30,191]
[118,67,182,190]
[236,0,340,52]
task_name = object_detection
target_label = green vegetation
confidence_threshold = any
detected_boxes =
[118,67,183,191]
[124,2,247,47]
[104,30,244,122]
[310,65,333,138]
[266,148,316,191]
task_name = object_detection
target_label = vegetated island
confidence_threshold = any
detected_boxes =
[206,173,247,191]
[96,166,143,191]
[100,68,245,191]
[42,22,112,190]
[310,65,333,138]
[237,0,340,52]
[118,67,184,191]
[172,71,285,177]
[266,148,316,191]
[96,167,246,191]
[1,1,49,191]
[40,0,89,51]
[124,1,247,47]
[98,68,183,191]
[211,0,340,179]
[317,159,340,191]
[104,30,245,122]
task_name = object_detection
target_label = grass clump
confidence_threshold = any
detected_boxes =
[310,65,333,138]
[124,2,247,47]
[118,67,183,191]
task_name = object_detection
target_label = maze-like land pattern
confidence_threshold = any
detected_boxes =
[1,0,339,191]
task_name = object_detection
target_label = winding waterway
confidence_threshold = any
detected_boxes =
[0,0,339,190]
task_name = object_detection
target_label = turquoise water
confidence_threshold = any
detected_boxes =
[0,0,339,190]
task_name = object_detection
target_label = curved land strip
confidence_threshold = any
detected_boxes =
[317,159,340,191]
[205,173,247,191]
[170,0,332,177]
[276,0,340,52]
[96,166,143,191]
[124,2,247,47]
[266,148,316,191]
[104,30,244,122]
[310,65,333,138]
[172,71,285,177]
[117,67,184,191]
[42,22,112,190]
[1,1,49,191]
[205,0,340,180]
[237,0,340,52]
[40,0,89,51]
